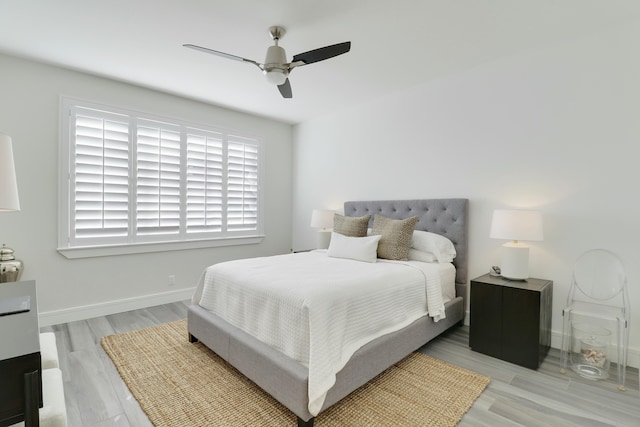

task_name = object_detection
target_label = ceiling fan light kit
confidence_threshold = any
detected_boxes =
[184,25,350,98]
[263,45,288,85]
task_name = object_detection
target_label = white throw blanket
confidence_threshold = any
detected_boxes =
[192,251,447,416]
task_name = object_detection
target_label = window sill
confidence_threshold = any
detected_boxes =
[57,235,265,259]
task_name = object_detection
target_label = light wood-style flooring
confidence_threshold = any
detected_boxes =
[41,302,640,426]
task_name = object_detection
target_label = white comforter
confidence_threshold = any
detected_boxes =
[192,251,449,416]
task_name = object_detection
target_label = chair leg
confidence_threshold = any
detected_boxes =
[560,310,571,374]
[617,319,629,391]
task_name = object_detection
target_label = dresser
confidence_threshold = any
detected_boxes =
[0,280,42,427]
[469,274,553,369]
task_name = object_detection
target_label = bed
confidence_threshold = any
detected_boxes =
[188,198,469,426]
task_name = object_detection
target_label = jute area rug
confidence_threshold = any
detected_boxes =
[101,319,489,426]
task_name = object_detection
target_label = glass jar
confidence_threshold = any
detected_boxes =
[570,322,611,380]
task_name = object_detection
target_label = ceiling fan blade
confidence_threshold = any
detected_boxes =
[291,41,351,66]
[278,78,292,98]
[183,44,261,69]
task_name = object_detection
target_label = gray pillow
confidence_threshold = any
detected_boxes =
[372,215,419,260]
[333,214,371,237]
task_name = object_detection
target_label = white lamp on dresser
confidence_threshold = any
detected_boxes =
[0,132,24,283]
[490,209,543,280]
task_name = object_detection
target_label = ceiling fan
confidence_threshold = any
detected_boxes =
[183,26,351,99]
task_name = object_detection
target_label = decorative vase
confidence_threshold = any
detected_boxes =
[0,244,23,283]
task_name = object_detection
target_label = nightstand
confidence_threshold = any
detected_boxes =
[469,274,552,369]
[0,280,42,426]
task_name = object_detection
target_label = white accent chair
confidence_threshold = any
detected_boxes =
[39,332,59,370]
[11,332,67,427]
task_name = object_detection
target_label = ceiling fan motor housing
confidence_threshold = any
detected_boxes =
[263,45,288,85]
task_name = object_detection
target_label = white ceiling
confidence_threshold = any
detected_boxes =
[2,0,640,124]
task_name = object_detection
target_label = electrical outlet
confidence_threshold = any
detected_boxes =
[168,274,176,286]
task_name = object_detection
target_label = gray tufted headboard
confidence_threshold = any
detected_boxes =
[344,199,469,285]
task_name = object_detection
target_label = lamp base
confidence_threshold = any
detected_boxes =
[501,242,529,280]
[316,230,331,249]
[0,245,23,282]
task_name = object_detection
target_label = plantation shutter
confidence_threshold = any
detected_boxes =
[227,136,259,231]
[61,97,263,253]
[136,120,181,236]
[186,130,224,233]
[71,108,130,242]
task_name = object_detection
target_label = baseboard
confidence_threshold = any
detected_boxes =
[38,287,196,327]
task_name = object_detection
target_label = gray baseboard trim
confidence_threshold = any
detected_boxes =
[38,287,195,327]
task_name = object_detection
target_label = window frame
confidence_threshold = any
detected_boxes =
[58,97,264,259]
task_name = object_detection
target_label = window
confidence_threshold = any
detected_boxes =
[58,97,263,258]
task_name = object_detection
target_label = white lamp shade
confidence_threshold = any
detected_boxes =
[490,209,543,242]
[0,133,20,212]
[310,209,335,230]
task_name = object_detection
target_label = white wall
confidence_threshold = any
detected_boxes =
[292,22,640,365]
[0,53,293,325]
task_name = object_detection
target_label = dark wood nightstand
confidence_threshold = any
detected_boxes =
[469,274,552,369]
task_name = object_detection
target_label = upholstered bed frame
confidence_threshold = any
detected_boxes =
[187,198,469,426]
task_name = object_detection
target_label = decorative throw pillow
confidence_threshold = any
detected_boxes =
[372,215,419,260]
[327,232,381,263]
[333,214,371,237]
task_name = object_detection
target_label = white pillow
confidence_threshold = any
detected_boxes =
[327,232,381,263]
[411,230,456,263]
[407,249,438,263]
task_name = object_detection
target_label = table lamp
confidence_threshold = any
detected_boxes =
[310,209,335,249]
[0,133,23,282]
[490,209,543,280]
